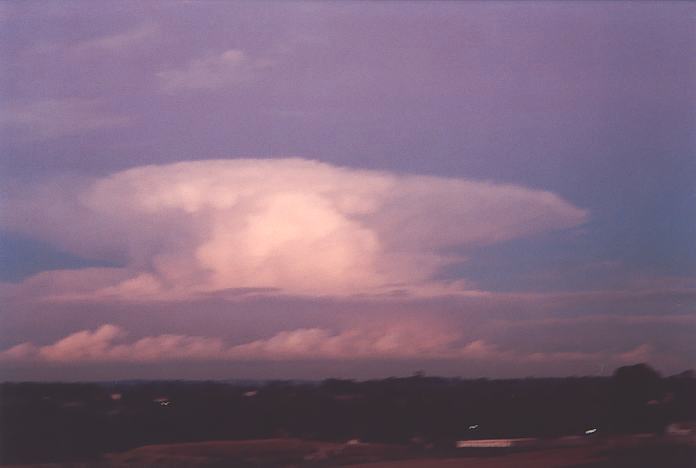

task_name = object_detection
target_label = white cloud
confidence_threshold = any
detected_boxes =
[157,49,273,92]
[0,98,129,138]
[2,158,587,299]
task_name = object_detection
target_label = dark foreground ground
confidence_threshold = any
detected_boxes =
[1,435,694,467]
[1,365,693,466]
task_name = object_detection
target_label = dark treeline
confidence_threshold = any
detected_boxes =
[0,364,693,464]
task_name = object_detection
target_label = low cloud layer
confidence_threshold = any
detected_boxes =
[3,158,587,300]
[0,323,656,367]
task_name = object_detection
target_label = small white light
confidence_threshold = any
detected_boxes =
[584,428,597,435]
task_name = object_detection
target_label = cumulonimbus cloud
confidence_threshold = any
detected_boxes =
[2,158,587,300]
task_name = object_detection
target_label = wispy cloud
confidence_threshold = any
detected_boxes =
[28,23,159,58]
[2,159,588,300]
[72,23,159,54]
[0,98,130,138]
[157,49,274,92]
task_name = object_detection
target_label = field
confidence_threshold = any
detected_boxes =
[3,435,692,467]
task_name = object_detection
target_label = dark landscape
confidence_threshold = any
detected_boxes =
[1,364,694,467]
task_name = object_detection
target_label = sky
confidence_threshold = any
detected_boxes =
[0,1,694,381]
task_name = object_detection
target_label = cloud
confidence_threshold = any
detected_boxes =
[0,325,226,363]
[0,323,461,363]
[27,23,160,59]
[157,49,273,92]
[0,98,130,138]
[616,343,654,364]
[71,23,159,54]
[2,158,587,299]
[230,322,463,360]
[495,313,696,328]
[0,323,645,365]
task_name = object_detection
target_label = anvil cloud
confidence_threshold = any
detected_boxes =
[3,158,586,300]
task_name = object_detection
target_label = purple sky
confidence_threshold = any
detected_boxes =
[0,1,694,380]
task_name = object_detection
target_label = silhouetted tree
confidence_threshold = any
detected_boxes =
[610,363,665,433]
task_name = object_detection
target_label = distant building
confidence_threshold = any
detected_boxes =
[153,397,171,406]
[667,422,694,436]
[456,438,537,449]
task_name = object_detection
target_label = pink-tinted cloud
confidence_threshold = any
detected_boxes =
[0,323,649,366]
[0,325,226,363]
[229,322,462,360]
[616,344,654,364]
[2,158,587,300]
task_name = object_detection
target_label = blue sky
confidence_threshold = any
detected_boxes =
[0,1,693,380]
